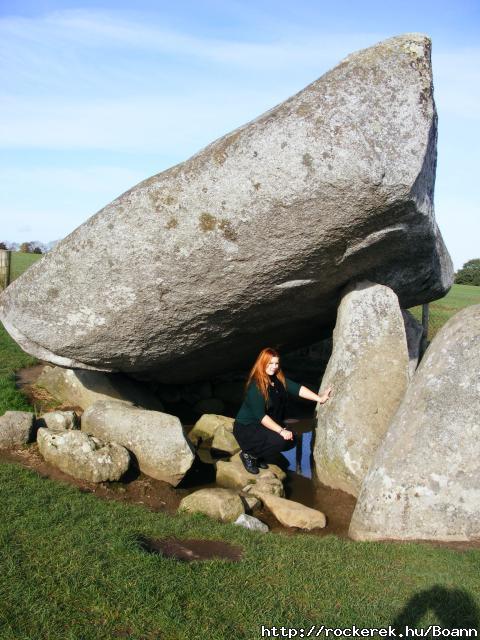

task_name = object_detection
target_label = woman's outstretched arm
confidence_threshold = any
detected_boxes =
[261,414,294,440]
[299,385,332,404]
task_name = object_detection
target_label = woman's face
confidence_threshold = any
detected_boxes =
[265,356,280,376]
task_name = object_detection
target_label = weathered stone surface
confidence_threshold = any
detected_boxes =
[234,514,269,533]
[216,456,285,492]
[0,411,35,447]
[81,400,194,486]
[211,424,240,455]
[240,494,261,512]
[349,305,480,542]
[38,410,78,431]
[37,428,130,482]
[178,488,245,523]
[187,413,234,447]
[256,493,327,530]
[402,309,424,378]
[36,366,164,411]
[314,281,410,497]
[0,35,452,383]
[242,477,285,498]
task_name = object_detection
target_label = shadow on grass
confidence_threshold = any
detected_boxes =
[392,585,479,632]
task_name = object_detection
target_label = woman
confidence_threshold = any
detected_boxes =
[233,347,332,474]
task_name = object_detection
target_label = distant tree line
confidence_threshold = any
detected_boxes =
[454,259,480,286]
[0,240,58,254]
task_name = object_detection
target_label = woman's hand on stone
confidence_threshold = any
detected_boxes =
[319,387,333,404]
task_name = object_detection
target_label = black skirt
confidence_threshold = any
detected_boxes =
[233,420,296,460]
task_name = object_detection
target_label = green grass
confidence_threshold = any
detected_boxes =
[9,251,43,283]
[0,265,479,638]
[0,462,479,640]
[409,284,480,340]
[0,324,37,414]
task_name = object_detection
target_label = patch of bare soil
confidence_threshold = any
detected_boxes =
[137,535,243,562]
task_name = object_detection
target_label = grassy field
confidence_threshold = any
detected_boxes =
[8,251,43,284]
[1,462,479,640]
[409,284,480,339]
[0,262,479,638]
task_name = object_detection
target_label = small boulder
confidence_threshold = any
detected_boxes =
[234,514,269,533]
[242,476,285,498]
[0,411,35,447]
[211,425,240,455]
[178,488,245,523]
[187,414,234,447]
[82,400,194,486]
[38,410,78,431]
[216,457,285,493]
[37,428,130,482]
[256,493,327,530]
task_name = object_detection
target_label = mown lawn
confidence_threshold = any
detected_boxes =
[409,284,480,339]
[1,263,479,638]
[1,462,479,640]
[8,251,43,283]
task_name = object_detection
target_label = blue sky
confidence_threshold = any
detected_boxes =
[0,0,478,269]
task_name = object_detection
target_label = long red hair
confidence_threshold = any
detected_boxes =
[245,347,286,402]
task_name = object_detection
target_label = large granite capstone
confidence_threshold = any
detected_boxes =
[0,34,452,383]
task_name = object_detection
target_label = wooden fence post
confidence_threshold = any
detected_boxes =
[0,249,11,290]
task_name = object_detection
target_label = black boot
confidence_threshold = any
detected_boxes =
[240,451,259,474]
[256,458,268,469]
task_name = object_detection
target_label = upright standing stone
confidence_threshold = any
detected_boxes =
[349,305,480,542]
[0,34,452,383]
[314,281,409,496]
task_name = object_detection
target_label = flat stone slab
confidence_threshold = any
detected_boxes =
[178,488,245,523]
[255,492,327,530]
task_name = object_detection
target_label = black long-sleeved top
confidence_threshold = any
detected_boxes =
[235,375,301,425]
